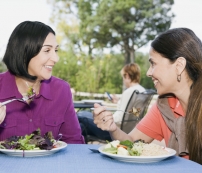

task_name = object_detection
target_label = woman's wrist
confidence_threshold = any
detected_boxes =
[109,125,118,133]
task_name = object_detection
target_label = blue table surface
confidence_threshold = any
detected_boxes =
[0,144,201,173]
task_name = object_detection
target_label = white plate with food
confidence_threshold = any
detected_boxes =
[98,140,176,163]
[0,141,67,157]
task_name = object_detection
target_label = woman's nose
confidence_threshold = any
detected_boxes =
[51,52,59,63]
[146,67,152,77]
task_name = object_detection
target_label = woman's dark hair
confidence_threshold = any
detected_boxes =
[151,28,202,83]
[151,28,202,164]
[2,21,55,80]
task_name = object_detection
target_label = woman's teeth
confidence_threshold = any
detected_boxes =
[154,80,158,86]
[44,65,52,69]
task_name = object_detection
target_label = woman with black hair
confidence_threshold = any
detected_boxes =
[0,21,84,144]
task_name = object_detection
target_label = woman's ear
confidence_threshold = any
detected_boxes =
[176,57,186,75]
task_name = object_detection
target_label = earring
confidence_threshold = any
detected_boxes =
[177,74,181,82]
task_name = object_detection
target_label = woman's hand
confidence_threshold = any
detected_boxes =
[0,103,6,124]
[93,103,117,132]
[111,94,119,104]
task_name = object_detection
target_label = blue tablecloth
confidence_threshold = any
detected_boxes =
[0,144,201,173]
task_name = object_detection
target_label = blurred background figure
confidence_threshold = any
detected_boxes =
[78,63,145,143]
[111,63,145,124]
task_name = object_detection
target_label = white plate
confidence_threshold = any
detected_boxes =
[98,145,176,163]
[0,141,67,157]
[82,99,104,104]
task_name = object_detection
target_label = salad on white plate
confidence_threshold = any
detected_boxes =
[0,128,60,151]
[103,140,169,156]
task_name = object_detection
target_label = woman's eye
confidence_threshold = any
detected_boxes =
[150,61,155,67]
[44,49,50,52]
[55,49,59,52]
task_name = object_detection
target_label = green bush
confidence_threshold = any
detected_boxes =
[53,50,154,96]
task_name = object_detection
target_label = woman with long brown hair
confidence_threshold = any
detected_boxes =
[93,28,202,164]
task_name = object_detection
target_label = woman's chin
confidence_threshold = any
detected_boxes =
[40,75,52,81]
[156,89,164,96]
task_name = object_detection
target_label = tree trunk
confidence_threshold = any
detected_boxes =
[124,49,136,64]
[130,49,135,63]
[124,51,130,65]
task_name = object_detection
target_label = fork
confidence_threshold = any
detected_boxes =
[90,108,132,115]
[53,133,63,146]
[89,148,100,153]
[1,94,35,106]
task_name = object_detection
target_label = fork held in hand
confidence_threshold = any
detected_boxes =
[110,109,132,115]
[90,108,138,116]
[1,94,35,106]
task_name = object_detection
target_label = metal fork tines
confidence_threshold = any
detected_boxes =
[114,109,132,115]
[112,109,141,117]
[1,94,35,106]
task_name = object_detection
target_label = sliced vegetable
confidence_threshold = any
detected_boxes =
[103,147,117,154]
[117,144,127,149]
[120,140,134,149]
[27,86,35,97]
[103,140,145,156]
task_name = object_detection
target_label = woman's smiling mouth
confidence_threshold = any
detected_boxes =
[44,65,53,71]
[152,79,158,86]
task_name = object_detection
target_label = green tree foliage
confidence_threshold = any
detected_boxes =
[135,52,153,88]
[52,49,79,86]
[53,49,154,95]
[0,61,7,73]
[48,0,160,94]
[77,0,175,64]
[53,50,124,94]
[48,0,175,64]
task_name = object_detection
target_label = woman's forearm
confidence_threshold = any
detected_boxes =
[109,127,133,141]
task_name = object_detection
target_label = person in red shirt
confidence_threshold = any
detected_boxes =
[93,28,202,164]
